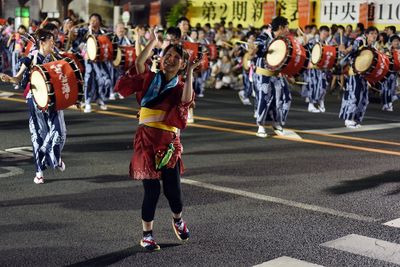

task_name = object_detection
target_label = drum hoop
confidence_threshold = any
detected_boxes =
[311,43,322,65]
[353,47,377,75]
[266,37,292,70]
[63,57,84,101]
[87,34,102,62]
[31,65,53,110]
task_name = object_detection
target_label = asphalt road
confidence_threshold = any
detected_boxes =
[1,83,400,267]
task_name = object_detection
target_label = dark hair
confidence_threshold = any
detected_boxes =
[379,32,388,44]
[365,26,378,35]
[357,22,365,33]
[166,26,181,39]
[388,26,397,34]
[43,23,58,32]
[271,16,288,32]
[319,25,330,33]
[35,29,55,44]
[390,35,400,43]
[176,17,190,27]
[18,25,27,31]
[337,25,345,31]
[89,13,102,23]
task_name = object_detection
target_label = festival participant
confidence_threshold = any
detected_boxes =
[254,16,291,138]
[73,13,112,113]
[380,35,400,111]
[338,26,379,128]
[304,25,331,113]
[130,28,200,251]
[0,29,66,184]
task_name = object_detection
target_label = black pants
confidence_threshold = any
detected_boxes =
[142,162,183,222]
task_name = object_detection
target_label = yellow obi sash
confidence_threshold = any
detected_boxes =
[255,67,277,77]
[139,107,178,133]
[348,67,355,76]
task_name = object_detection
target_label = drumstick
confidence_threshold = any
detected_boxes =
[295,81,308,85]
[339,31,343,45]
[40,16,48,29]
[367,82,380,93]
[297,27,305,36]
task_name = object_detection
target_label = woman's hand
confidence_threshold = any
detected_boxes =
[149,27,158,42]
[187,57,202,72]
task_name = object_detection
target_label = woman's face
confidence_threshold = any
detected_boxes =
[367,30,378,44]
[161,47,185,75]
[89,16,100,29]
[41,37,54,54]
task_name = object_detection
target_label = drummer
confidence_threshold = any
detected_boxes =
[338,26,379,128]
[304,25,331,113]
[254,16,291,138]
[73,13,112,113]
[0,29,66,184]
[111,22,133,100]
[380,34,400,111]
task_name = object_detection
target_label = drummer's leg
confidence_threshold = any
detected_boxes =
[28,98,47,183]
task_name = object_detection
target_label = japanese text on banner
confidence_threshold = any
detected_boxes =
[321,0,361,23]
[187,0,265,28]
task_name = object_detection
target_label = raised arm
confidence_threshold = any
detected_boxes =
[181,57,202,103]
[135,28,158,74]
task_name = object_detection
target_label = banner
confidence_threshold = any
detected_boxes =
[187,0,265,28]
[359,2,368,27]
[278,0,298,28]
[320,0,361,24]
[373,0,400,24]
[298,0,311,29]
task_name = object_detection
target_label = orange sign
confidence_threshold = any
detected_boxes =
[359,3,368,28]
[149,1,161,26]
[264,1,275,25]
[298,0,310,29]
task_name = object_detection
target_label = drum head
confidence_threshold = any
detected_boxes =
[355,49,373,73]
[30,70,49,108]
[86,36,98,61]
[266,39,286,67]
[113,47,122,67]
[311,43,322,65]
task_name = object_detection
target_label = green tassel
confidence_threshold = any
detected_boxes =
[156,143,175,170]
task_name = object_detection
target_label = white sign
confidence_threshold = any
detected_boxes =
[373,0,400,24]
[321,0,361,23]
[122,11,130,24]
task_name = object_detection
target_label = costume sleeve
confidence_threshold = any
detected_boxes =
[114,65,153,97]
[164,84,195,129]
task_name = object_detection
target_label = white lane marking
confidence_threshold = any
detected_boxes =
[5,146,33,157]
[276,129,302,140]
[0,167,24,178]
[0,92,14,98]
[254,256,325,267]
[181,179,379,223]
[383,218,400,228]
[321,234,400,265]
[306,123,400,134]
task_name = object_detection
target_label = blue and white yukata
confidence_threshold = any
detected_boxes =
[380,72,397,111]
[303,37,330,112]
[73,28,113,106]
[194,39,211,97]
[21,52,66,175]
[339,37,369,126]
[254,32,291,129]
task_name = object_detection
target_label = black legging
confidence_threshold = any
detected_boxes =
[142,161,183,222]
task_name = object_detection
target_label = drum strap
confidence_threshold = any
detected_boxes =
[255,67,277,77]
